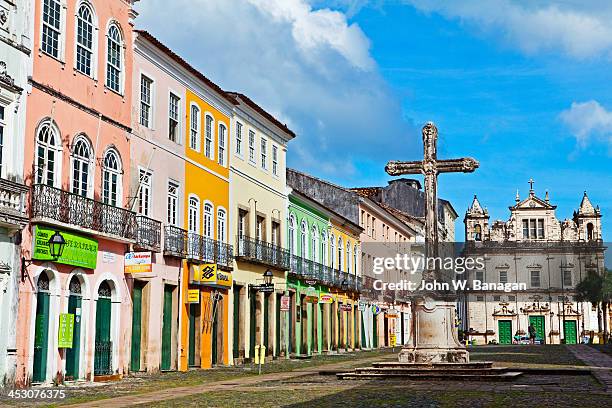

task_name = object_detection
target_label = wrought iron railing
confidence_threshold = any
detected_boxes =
[236,236,290,270]
[135,215,161,251]
[188,232,233,269]
[94,341,112,376]
[31,184,136,240]
[164,225,188,257]
[289,254,360,292]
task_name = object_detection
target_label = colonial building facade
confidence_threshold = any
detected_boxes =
[461,182,605,345]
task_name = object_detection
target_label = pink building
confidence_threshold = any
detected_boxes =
[16,0,138,386]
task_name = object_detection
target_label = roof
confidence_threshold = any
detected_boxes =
[350,187,381,199]
[290,187,362,233]
[377,202,425,228]
[134,30,237,105]
[226,92,296,139]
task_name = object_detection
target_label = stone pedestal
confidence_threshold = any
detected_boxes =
[398,295,469,363]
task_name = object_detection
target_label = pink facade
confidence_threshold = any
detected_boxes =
[16,0,136,385]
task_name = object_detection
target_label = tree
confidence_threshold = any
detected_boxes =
[576,269,612,343]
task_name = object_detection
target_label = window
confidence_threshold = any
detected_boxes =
[366,214,370,236]
[205,115,213,159]
[188,196,200,233]
[372,218,376,239]
[139,75,153,127]
[337,237,343,271]
[190,104,200,151]
[475,270,484,282]
[321,232,328,266]
[71,136,92,197]
[530,270,541,288]
[238,209,248,239]
[330,234,335,268]
[537,219,545,239]
[522,219,529,239]
[137,169,152,216]
[523,218,545,239]
[508,295,516,301]
[217,209,226,241]
[248,130,255,163]
[300,221,308,258]
[353,245,358,275]
[563,270,572,287]
[256,216,265,240]
[106,24,123,93]
[167,181,179,226]
[218,124,226,166]
[272,145,278,176]
[346,242,351,273]
[271,221,280,247]
[235,122,242,155]
[42,0,62,58]
[493,295,501,301]
[36,121,60,186]
[0,106,5,175]
[474,224,482,241]
[260,138,267,169]
[288,214,296,255]
[476,295,484,301]
[102,149,121,206]
[168,93,180,142]
[204,203,213,238]
[499,270,508,284]
[76,3,94,76]
[311,226,318,262]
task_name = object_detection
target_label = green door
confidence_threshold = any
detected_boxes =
[65,294,82,380]
[233,285,240,359]
[263,293,269,355]
[529,315,546,344]
[361,312,367,348]
[33,291,50,383]
[211,296,218,366]
[188,303,197,366]
[372,314,378,348]
[563,320,577,344]
[353,306,358,349]
[275,293,281,357]
[498,320,512,344]
[94,291,112,375]
[161,285,173,370]
[130,282,143,372]
[249,290,256,359]
[288,293,294,354]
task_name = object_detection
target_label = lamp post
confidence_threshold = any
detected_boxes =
[22,231,67,281]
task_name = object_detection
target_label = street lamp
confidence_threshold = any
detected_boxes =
[341,279,348,292]
[263,269,273,286]
[22,231,67,281]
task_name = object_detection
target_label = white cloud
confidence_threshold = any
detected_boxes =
[135,0,414,180]
[403,0,612,59]
[560,100,612,151]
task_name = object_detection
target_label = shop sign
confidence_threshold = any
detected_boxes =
[280,295,290,311]
[305,286,317,296]
[319,294,334,304]
[304,279,317,286]
[305,295,319,303]
[193,264,233,288]
[124,252,152,273]
[386,309,399,319]
[358,301,366,312]
[58,313,75,348]
[187,289,200,303]
[33,226,98,269]
[340,304,352,312]
[371,305,381,315]
[390,333,397,347]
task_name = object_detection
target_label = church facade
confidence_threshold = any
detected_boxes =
[460,182,606,345]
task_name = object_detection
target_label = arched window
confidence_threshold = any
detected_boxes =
[474,224,482,241]
[102,149,121,206]
[98,280,111,298]
[76,3,95,76]
[288,214,296,255]
[204,203,213,238]
[587,223,594,241]
[71,136,92,197]
[218,123,226,166]
[205,115,214,159]
[321,231,328,266]
[330,234,335,269]
[36,121,61,187]
[190,104,200,151]
[346,241,351,274]
[337,237,343,271]
[69,275,82,295]
[217,208,226,241]
[353,245,358,275]
[106,23,123,93]
[311,225,319,262]
[37,271,50,292]
[188,196,200,234]
[300,221,308,258]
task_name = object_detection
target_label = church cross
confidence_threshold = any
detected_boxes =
[528,178,535,192]
[385,122,479,281]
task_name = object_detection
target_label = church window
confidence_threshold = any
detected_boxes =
[493,295,501,301]
[563,270,572,287]
[474,224,482,241]
[530,271,540,288]
[499,270,507,284]
[476,295,484,301]
[475,271,484,281]
[537,219,545,239]
[587,223,594,241]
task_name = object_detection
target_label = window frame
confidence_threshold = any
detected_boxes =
[204,114,214,160]
[189,103,201,152]
[260,137,267,170]
[74,1,97,78]
[70,134,93,198]
[102,148,122,207]
[168,91,181,143]
[137,168,153,217]
[218,122,226,166]
[167,180,179,226]
[41,0,66,61]
[203,201,214,239]
[235,121,243,157]
[248,129,256,164]
[139,74,154,128]
[188,194,200,234]
[217,207,226,242]
[35,119,62,188]
[530,270,541,288]
[272,144,278,176]
[105,22,124,94]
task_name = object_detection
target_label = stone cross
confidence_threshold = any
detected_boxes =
[385,122,479,281]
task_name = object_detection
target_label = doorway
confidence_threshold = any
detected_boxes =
[94,281,112,376]
[33,272,51,383]
[563,320,577,344]
[65,276,83,380]
[529,315,546,344]
[161,285,174,370]
[130,281,145,372]
[498,320,512,344]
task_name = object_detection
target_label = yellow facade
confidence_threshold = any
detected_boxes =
[180,89,232,370]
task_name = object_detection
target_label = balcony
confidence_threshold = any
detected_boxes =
[164,225,188,258]
[289,254,360,292]
[235,236,290,270]
[0,177,28,228]
[187,232,233,270]
[135,215,161,252]
[31,184,136,241]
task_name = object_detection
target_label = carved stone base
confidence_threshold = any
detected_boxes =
[400,294,469,363]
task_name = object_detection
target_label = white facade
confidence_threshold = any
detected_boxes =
[0,0,33,385]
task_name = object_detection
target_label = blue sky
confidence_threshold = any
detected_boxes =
[137,1,611,241]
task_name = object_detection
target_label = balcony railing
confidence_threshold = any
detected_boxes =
[289,254,360,292]
[187,232,233,270]
[31,184,136,241]
[0,177,28,227]
[235,236,290,270]
[135,215,161,251]
[164,225,188,258]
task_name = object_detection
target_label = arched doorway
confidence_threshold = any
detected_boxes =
[94,281,112,376]
[33,272,51,383]
[65,276,83,380]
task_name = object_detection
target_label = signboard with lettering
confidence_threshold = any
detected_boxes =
[124,252,153,273]
[390,333,397,347]
[280,295,290,311]
[340,304,352,312]
[319,294,334,304]
[386,309,399,319]
[187,289,200,303]
[305,286,317,296]
[192,264,233,288]
[305,295,319,303]
[33,226,98,269]
[304,279,317,286]
[58,313,75,348]
[358,301,366,312]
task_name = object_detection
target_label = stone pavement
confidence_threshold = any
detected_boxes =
[568,344,612,390]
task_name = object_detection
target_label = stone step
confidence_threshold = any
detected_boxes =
[371,361,494,369]
[336,371,523,381]
[353,367,509,376]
